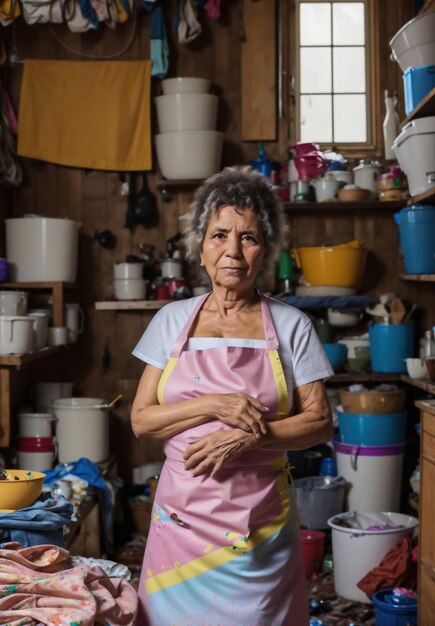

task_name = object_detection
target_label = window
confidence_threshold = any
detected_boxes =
[295,0,374,148]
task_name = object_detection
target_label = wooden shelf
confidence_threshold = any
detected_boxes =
[402,375,435,395]
[0,345,71,368]
[95,300,170,311]
[329,373,402,383]
[400,274,435,282]
[401,87,435,127]
[283,201,403,212]
[408,186,435,205]
[0,281,78,290]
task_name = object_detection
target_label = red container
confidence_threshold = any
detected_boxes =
[300,529,325,578]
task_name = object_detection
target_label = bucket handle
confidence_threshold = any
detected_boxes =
[350,445,360,471]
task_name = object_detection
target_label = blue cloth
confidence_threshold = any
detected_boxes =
[283,295,373,311]
[76,0,99,28]
[142,0,169,78]
[0,493,73,548]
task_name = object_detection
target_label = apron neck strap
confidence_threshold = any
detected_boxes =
[170,291,280,358]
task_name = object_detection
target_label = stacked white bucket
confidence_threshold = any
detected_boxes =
[155,77,223,180]
[390,11,435,196]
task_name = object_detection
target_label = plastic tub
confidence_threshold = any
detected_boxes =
[403,65,435,115]
[300,529,325,578]
[333,438,406,511]
[337,388,406,414]
[328,512,418,604]
[392,117,435,196]
[372,588,418,625]
[295,476,346,529]
[369,323,414,373]
[394,205,435,274]
[337,409,408,446]
[6,217,80,282]
[389,11,435,72]
[292,242,367,288]
[52,397,109,463]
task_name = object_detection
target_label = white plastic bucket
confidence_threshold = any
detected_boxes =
[328,512,418,603]
[6,217,80,282]
[52,397,109,463]
[333,439,405,512]
[392,116,435,196]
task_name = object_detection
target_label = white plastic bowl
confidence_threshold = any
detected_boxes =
[155,94,218,133]
[156,130,223,180]
[405,357,429,379]
[327,308,362,327]
[113,278,147,300]
[162,77,211,95]
[389,12,435,72]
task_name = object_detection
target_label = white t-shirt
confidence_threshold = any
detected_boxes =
[132,295,333,409]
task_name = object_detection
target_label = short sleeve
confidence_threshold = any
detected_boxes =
[292,322,334,388]
[132,312,167,370]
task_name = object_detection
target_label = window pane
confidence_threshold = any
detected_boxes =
[301,95,332,142]
[300,3,331,46]
[333,94,366,142]
[333,2,365,45]
[301,47,332,93]
[333,47,366,93]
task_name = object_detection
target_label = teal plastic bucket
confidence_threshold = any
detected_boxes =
[394,205,435,274]
[369,323,414,373]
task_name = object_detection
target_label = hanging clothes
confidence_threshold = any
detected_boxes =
[135,293,310,626]
[18,59,152,171]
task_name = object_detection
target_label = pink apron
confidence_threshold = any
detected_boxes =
[136,293,309,626]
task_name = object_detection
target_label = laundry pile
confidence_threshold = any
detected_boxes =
[0,541,138,625]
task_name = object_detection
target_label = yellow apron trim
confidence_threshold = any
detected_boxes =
[268,349,289,419]
[157,357,178,405]
[145,471,290,595]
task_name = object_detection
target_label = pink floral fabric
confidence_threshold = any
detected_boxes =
[0,542,137,626]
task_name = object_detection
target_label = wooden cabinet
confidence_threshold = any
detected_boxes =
[416,400,435,625]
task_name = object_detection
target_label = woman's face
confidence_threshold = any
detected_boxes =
[200,205,266,291]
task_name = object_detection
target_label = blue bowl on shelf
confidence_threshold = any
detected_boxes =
[322,343,347,371]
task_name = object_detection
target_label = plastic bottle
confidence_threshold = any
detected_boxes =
[383,90,398,161]
[423,329,435,357]
[250,142,273,179]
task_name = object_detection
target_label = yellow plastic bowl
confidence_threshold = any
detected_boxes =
[0,469,45,512]
[292,242,367,288]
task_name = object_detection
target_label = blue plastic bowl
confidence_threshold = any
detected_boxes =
[337,409,408,445]
[322,343,347,371]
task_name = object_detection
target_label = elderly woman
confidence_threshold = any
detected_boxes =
[131,166,333,626]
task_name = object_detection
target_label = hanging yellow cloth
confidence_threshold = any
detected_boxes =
[18,59,152,171]
[0,0,20,21]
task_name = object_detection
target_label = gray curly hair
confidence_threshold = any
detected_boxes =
[184,166,288,274]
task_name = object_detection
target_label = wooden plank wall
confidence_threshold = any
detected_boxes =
[1,0,432,480]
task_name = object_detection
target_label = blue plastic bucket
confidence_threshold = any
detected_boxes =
[394,205,435,274]
[372,588,417,626]
[337,409,408,445]
[403,65,435,115]
[369,323,414,373]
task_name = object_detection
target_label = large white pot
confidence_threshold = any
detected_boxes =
[0,291,28,316]
[6,216,80,282]
[35,382,74,412]
[390,11,435,72]
[161,77,211,95]
[52,397,109,463]
[155,94,218,133]
[0,315,34,355]
[392,116,435,196]
[156,130,223,180]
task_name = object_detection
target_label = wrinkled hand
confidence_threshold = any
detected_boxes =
[183,428,258,477]
[212,393,269,439]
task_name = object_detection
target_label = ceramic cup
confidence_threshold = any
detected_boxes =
[47,326,68,347]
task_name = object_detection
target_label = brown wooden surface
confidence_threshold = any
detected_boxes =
[0,369,11,447]
[241,0,276,141]
[419,407,435,626]
[400,87,435,127]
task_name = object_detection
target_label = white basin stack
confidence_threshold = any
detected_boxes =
[155,77,223,180]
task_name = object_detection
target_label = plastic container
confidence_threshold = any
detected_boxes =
[394,205,435,274]
[337,409,408,445]
[403,65,435,115]
[333,438,405,511]
[18,412,55,438]
[369,323,414,373]
[5,217,80,282]
[155,130,223,180]
[292,241,367,288]
[52,397,109,463]
[389,11,435,72]
[295,476,346,529]
[319,457,337,477]
[300,529,325,578]
[372,588,418,625]
[392,116,435,196]
[327,512,418,604]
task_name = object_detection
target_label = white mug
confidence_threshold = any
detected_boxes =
[47,326,68,347]
[65,303,84,335]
